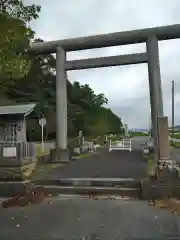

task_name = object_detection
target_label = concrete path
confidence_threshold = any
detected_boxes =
[36,148,147,180]
[0,195,180,239]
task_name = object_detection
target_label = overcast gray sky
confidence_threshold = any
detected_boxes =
[29,0,180,128]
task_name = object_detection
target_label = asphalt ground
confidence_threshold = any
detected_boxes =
[1,138,179,239]
[0,195,180,239]
[35,148,147,180]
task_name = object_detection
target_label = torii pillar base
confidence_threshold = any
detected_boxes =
[49,148,70,164]
[157,116,172,181]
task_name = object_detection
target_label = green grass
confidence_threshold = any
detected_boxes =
[31,150,96,180]
[30,163,63,180]
[130,132,149,137]
[171,132,180,139]
[170,140,180,148]
[36,145,50,157]
[35,137,79,157]
[73,152,95,159]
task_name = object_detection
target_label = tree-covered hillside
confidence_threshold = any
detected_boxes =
[0,0,123,140]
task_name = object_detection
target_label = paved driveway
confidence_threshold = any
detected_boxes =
[36,148,147,180]
[0,195,180,239]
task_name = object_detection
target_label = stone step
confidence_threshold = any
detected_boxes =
[33,178,141,188]
[0,181,35,197]
[36,185,141,198]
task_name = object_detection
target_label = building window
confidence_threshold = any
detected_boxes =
[4,123,18,142]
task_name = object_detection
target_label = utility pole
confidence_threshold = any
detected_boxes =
[172,80,175,135]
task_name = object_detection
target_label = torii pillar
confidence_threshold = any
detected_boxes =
[50,47,70,162]
[146,35,171,167]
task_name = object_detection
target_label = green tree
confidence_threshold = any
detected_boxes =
[4,1,123,140]
[0,0,41,88]
[8,52,123,139]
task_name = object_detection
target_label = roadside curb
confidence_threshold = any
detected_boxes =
[33,178,141,198]
[34,179,180,200]
[32,178,141,188]
[141,179,180,200]
[1,177,180,200]
[0,181,35,198]
[0,178,141,198]
[72,151,101,160]
[35,185,141,198]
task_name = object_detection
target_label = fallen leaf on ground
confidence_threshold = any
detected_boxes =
[150,198,180,216]
[154,200,168,208]
[1,187,49,208]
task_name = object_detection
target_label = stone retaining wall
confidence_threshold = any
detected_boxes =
[0,158,37,180]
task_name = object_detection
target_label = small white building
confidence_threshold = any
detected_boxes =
[0,103,36,143]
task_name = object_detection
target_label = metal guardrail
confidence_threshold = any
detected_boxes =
[109,139,132,152]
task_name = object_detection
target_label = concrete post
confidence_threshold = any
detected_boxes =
[146,35,164,163]
[157,116,173,180]
[54,47,69,162]
[157,117,170,160]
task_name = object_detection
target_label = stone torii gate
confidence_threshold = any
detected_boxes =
[29,24,180,163]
